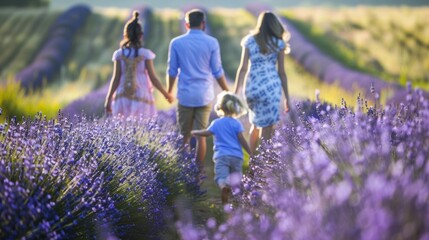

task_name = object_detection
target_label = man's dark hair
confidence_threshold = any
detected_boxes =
[185,9,205,28]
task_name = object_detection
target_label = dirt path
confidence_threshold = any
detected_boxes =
[201,138,222,206]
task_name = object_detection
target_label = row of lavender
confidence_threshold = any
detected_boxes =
[245,3,428,104]
[0,112,202,239]
[16,5,91,91]
[61,6,153,118]
[176,85,429,239]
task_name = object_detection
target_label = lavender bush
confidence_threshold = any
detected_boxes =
[61,83,108,118]
[176,86,429,240]
[0,112,202,239]
[16,5,91,91]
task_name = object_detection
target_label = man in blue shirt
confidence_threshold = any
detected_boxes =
[167,9,229,170]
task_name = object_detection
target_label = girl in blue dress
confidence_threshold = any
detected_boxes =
[234,11,291,152]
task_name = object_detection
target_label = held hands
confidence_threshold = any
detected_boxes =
[164,92,174,104]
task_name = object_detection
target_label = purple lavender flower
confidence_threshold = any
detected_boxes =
[176,89,429,240]
[1,111,202,239]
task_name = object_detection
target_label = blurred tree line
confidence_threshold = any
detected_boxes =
[0,0,49,7]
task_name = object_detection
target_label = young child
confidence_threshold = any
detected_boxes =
[105,11,173,117]
[191,91,252,205]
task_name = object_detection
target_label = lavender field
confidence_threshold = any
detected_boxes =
[1,2,429,239]
[176,85,429,240]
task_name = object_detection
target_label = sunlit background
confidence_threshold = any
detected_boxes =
[1,2,429,239]
[1,0,428,121]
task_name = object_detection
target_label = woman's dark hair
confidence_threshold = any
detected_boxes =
[120,11,143,57]
[185,9,205,28]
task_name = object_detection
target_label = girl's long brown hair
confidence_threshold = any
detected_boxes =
[120,11,143,57]
[252,11,291,55]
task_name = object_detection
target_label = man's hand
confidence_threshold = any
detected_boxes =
[164,92,174,104]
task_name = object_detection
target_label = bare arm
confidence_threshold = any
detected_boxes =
[216,75,229,91]
[167,75,176,96]
[277,50,290,112]
[146,59,173,103]
[238,132,252,156]
[166,40,178,99]
[105,60,121,113]
[191,129,213,137]
[233,47,250,94]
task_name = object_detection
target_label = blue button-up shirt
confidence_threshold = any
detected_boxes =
[167,29,225,107]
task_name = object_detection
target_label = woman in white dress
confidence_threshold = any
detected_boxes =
[105,11,173,118]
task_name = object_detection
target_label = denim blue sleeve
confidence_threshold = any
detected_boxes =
[167,41,179,77]
[210,39,224,79]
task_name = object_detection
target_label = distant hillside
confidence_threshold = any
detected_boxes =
[49,0,428,10]
[296,0,429,6]
[286,0,428,6]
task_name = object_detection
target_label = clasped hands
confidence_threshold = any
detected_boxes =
[164,92,174,104]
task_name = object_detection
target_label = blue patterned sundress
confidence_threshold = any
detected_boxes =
[241,35,285,128]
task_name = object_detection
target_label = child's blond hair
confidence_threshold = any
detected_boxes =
[214,91,247,117]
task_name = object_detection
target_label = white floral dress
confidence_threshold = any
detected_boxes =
[241,35,285,128]
[112,47,157,118]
